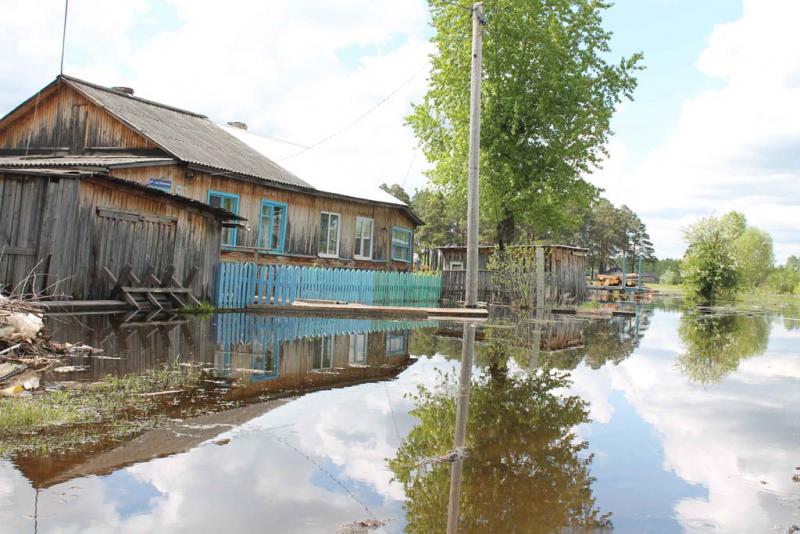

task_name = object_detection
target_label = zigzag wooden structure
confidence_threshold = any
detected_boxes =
[102,263,202,312]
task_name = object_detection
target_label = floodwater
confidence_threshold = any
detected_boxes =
[1,301,799,533]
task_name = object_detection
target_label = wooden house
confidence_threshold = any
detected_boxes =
[0,75,421,300]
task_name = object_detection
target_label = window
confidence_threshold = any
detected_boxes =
[349,333,368,365]
[257,200,288,253]
[354,217,374,260]
[319,212,340,257]
[313,336,334,369]
[208,191,239,246]
[386,331,408,355]
[449,261,464,271]
[391,227,412,262]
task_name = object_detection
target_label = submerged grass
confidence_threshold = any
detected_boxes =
[0,366,208,457]
[181,302,216,315]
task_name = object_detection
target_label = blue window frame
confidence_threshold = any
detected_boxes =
[385,330,409,356]
[391,227,412,262]
[207,190,239,246]
[257,200,288,253]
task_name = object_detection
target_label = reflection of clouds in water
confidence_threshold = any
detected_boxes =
[573,312,800,532]
[297,355,458,502]
[0,355,455,533]
[569,364,615,425]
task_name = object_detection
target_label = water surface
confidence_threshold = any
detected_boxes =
[1,304,798,533]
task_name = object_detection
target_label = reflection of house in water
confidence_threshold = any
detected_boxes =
[22,313,436,489]
[214,314,434,397]
[433,307,652,369]
[44,312,434,389]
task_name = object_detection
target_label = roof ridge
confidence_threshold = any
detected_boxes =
[60,74,208,119]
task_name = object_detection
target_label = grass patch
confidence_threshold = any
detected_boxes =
[182,302,216,315]
[647,283,685,295]
[0,366,210,457]
[0,398,86,433]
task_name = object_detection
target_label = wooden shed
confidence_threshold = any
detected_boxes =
[437,244,588,304]
[0,168,239,300]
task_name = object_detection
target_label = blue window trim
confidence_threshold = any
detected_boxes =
[208,190,240,246]
[385,331,409,356]
[258,199,288,254]
[391,226,413,262]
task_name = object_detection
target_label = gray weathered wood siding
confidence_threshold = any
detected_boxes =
[0,172,221,300]
[0,83,152,153]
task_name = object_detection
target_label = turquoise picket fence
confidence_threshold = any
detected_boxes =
[213,262,442,308]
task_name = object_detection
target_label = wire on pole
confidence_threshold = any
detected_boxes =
[60,0,69,75]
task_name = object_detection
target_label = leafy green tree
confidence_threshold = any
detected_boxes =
[678,312,770,383]
[681,211,777,300]
[388,371,611,533]
[379,183,411,204]
[680,215,740,301]
[650,258,682,279]
[765,264,800,295]
[409,0,642,246]
[582,198,624,273]
[659,269,679,285]
[733,227,774,288]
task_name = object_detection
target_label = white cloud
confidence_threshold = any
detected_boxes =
[0,0,433,199]
[590,0,800,262]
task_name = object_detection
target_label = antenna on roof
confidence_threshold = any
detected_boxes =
[60,0,69,74]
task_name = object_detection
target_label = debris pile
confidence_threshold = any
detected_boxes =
[0,295,99,395]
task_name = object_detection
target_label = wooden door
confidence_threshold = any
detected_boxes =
[93,208,177,297]
[0,176,47,296]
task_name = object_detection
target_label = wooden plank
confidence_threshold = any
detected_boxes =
[247,301,488,319]
[144,291,163,310]
[121,287,193,294]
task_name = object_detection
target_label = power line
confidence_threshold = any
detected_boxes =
[60,0,69,74]
[278,63,428,162]
[400,145,419,189]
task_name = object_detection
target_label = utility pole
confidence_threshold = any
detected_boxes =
[464,2,484,308]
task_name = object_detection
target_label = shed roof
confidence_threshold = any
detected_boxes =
[0,155,175,168]
[59,76,314,189]
[0,167,245,221]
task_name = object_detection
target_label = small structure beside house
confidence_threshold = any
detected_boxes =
[0,168,238,300]
[437,244,588,304]
[0,75,421,303]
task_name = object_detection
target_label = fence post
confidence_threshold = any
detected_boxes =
[536,247,545,308]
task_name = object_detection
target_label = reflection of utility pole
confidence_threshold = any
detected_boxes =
[465,2,484,308]
[447,322,476,534]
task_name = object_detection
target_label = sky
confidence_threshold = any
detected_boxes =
[0,0,797,261]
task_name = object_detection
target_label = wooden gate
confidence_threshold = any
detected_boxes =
[92,208,177,298]
[0,176,48,296]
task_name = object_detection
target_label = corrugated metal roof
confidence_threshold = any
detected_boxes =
[0,168,245,221]
[61,76,314,189]
[0,156,175,168]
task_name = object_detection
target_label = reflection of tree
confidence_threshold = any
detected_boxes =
[678,312,770,384]
[409,327,440,356]
[538,313,650,371]
[780,302,800,331]
[389,371,611,533]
